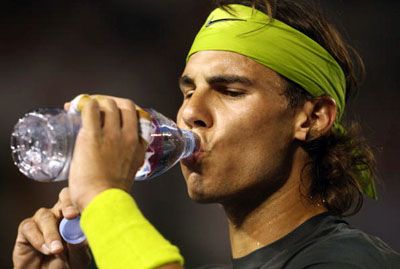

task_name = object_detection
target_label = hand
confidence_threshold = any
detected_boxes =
[13,187,91,269]
[67,95,146,211]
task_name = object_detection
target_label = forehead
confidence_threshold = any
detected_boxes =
[183,51,285,90]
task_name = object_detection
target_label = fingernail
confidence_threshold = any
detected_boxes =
[41,243,51,255]
[50,240,63,252]
[77,94,92,111]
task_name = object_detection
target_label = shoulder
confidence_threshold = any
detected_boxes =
[286,226,400,269]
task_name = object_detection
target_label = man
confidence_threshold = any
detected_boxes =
[12,1,400,268]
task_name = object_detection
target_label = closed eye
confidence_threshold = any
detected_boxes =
[214,85,245,97]
[182,90,195,99]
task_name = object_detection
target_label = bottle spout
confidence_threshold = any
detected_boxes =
[181,130,200,158]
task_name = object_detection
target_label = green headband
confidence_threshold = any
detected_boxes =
[187,4,377,199]
[187,4,346,120]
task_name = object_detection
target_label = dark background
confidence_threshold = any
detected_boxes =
[0,0,399,268]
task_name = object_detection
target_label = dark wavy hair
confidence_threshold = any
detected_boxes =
[215,0,377,216]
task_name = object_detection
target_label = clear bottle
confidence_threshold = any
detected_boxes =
[11,101,199,244]
[11,109,198,182]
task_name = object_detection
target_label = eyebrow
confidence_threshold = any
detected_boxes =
[206,75,253,86]
[179,74,254,88]
[179,75,195,88]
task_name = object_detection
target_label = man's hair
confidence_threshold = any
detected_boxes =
[214,0,376,216]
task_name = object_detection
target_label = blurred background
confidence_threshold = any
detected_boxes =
[0,0,399,267]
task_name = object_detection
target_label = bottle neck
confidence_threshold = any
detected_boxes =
[181,130,199,158]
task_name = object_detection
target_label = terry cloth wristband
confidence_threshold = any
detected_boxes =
[81,188,184,269]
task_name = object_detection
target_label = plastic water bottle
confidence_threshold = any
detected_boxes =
[11,96,199,244]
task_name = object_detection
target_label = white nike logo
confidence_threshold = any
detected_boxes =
[205,18,247,27]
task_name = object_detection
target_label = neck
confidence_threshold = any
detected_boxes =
[223,150,326,258]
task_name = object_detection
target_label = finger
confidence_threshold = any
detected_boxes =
[57,188,80,219]
[91,94,134,108]
[118,99,138,133]
[120,108,142,167]
[64,102,71,111]
[120,109,138,142]
[81,98,101,134]
[90,95,142,131]
[65,94,90,112]
[50,199,63,219]
[94,97,121,132]
[17,219,51,255]
[33,208,64,254]
[92,96,142,137]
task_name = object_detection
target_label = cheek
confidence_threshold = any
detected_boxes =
[217,107,294,177]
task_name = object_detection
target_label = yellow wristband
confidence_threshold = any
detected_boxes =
[81,188,184,269]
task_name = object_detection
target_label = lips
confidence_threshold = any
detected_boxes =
[181,134,207,169]
[181,149,203,167]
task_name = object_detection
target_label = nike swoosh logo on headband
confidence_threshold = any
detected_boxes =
[205,18,247,27]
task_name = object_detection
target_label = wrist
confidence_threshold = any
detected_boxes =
[69,176,133,211]
[72,185,110,212]
[80,189,184,269]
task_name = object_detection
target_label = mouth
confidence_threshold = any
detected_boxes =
[181,136,208,169]
[181,149,204,167]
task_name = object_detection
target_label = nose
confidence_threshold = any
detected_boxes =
[178,90,213,130]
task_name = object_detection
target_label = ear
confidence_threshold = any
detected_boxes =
[294,96,337,141]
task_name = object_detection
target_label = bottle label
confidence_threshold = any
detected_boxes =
[136,107,153,145]
[136,107,157,180]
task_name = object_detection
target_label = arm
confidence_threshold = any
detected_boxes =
[81,189,184,269]
[68,95,184,269]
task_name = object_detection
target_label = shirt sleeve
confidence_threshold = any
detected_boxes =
[80,188,184,269]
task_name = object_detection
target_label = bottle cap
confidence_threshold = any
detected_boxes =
[59,217,86,244]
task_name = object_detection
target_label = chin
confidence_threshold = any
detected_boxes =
[185,178,219,204]
[188,190,221,204]
[186,181,231,204]
[183,170,232,204]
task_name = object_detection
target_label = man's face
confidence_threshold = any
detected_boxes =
[177,51,297,204]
